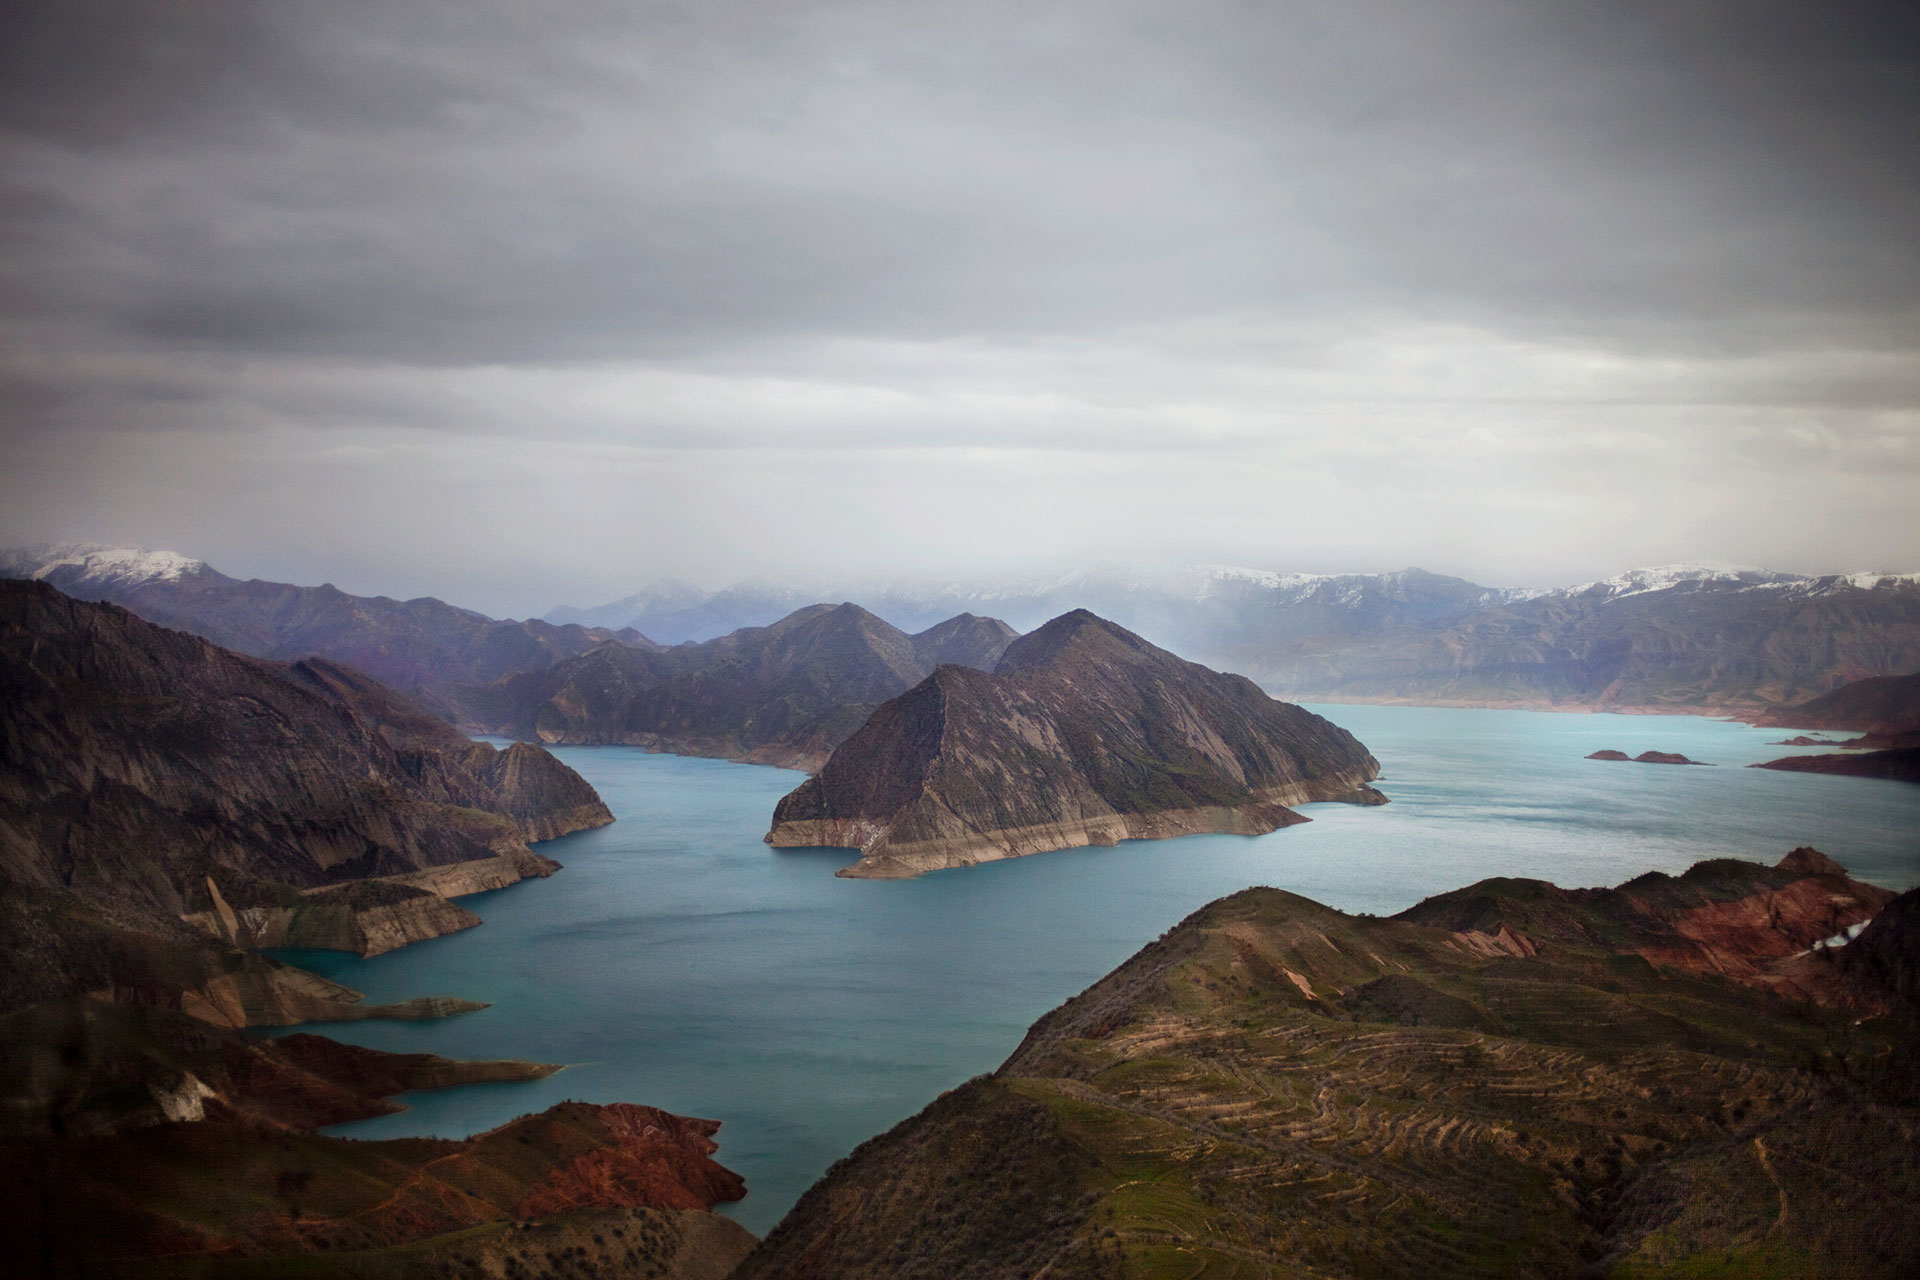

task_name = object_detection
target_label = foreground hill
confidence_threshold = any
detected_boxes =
[736,850,1914,1279]
[0,542,648,692]
[474,603,1017,769]
[767,611,1383,878]
[0,579,612,1016]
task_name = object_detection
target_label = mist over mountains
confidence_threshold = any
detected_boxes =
[7,543,1919,717]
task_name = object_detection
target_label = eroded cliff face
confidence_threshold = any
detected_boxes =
[767,611,1383,877]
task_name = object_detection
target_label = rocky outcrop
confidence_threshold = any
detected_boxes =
[1398,847,1895,999]
[181,850,563,958]
[1839,888,1920,1010]
[475,602,1018,770]
[1587,749,1710,765]
[2,1095,751,1276]
[767,611,1383,877]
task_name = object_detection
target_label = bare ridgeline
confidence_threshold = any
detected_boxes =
[1,558,1918,1277]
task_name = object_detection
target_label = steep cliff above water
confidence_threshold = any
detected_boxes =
[735,849,1916,1280]
[0,580,612,1011]
[766,610,1384,878]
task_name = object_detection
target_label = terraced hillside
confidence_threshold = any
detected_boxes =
[737,852,1918,1279]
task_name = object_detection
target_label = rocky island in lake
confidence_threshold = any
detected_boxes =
[1587,749,1712,765]
[766,610,1385,879]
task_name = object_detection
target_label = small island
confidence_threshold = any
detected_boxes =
[1586,749,1711,765]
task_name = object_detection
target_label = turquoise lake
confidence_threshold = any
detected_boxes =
[279,705,1920,1235]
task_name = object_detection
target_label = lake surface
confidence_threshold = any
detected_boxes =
[280,705,1919,1234]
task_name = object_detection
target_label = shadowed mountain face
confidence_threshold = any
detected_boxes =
[472,603,1017,770]
[1755,670,1920,738]
[766,611,1384,878]
[1,545,649,693]
[735,851,1917,1280]
[1749,671,1920,782]
[0,580,612,1014]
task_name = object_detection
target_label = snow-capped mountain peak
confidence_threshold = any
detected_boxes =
[1,543,209,587]
[1570,562,1799,599]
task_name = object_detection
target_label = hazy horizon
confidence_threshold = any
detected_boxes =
[4,2,1916,617]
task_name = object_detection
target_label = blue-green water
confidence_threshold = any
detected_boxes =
[278,706,1918,1234]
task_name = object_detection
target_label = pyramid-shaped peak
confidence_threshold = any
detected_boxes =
[995,608,1160,674]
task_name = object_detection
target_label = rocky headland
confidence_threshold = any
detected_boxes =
[734,848,1917,1279]
[1752,748,1920,784]
[766,610,1384,878]
[1749,671,1920,783]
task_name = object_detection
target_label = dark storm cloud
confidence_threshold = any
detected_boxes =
[2,1,1917,607]
[4,0,1915,367]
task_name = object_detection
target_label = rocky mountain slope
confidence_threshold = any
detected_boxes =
[473,602,1016,770]
[0,579,612,1014]
[1,580,756,1278]
[735,849,1914,1279]
[766,611,1384,878]
[1,542,648,692]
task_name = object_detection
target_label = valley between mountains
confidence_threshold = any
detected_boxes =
[2,546,1918,1278]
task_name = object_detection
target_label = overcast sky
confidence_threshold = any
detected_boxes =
[2,0,1916,616]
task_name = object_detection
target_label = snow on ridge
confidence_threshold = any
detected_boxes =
[1568,561,1802,599]
[1835,570,1920,590]
[5,542,207,586]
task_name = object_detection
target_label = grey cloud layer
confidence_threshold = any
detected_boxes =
[2,0,1916,612]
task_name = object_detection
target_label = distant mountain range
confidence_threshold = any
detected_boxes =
[466,603,1016,770]
[551,559,1920,713]
[8,543,1919,718]
[0,543,647,694]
